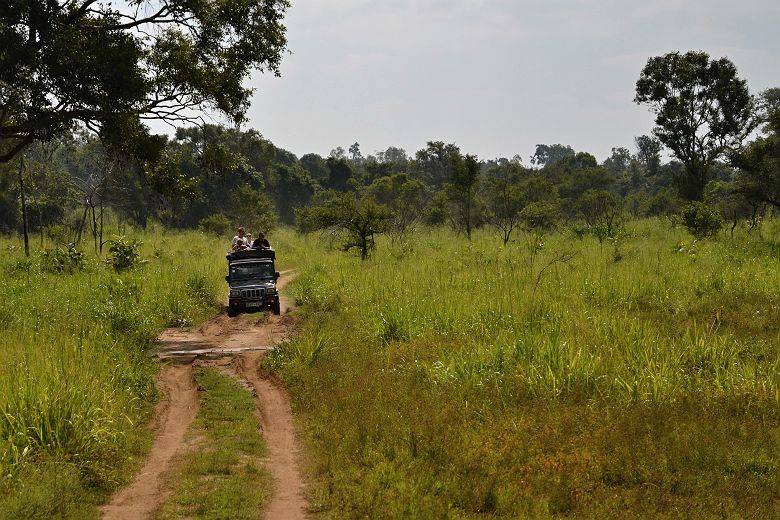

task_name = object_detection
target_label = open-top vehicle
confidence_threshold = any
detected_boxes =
[225,248,280,317]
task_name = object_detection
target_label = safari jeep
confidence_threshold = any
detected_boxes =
[225,249,281,317]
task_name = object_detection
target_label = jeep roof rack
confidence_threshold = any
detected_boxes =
[226,248,275,261]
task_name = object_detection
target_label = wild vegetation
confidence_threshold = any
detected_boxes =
[269,222,779,517]
[0,227,227,518]
[3,5,780,516]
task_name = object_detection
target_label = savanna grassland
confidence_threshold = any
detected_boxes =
[0,219,777,519]
[269,219,779,518]
[0,227,300,519]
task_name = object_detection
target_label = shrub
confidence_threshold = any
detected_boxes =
[519,201,560,233]
[40,243,86,274]
[680,202,724,239]
[577,189,625,244]
[106,236,143,272]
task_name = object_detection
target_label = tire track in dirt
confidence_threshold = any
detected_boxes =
[102,270,307,519]
[239,351,308,520]
[100,364,199,520]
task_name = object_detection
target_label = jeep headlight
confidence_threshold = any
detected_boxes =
[230,289,241,297]
[266,287,276,295]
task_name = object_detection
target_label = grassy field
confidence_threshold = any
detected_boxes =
[0,225,306,519]
[0,219,776,518]
[268,219,779,518]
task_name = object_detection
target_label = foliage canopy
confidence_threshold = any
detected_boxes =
[0,0,290,162]
[634,51,755,201]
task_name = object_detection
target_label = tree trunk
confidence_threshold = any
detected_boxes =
[75,204,89,244]
[91,204,98,255]
[99,202,104,254]
[18,158,30,257]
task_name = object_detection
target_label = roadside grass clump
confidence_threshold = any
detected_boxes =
[156,368,269,520]
[271,220,779,517]
[185,272,219,307]
[0,226,249,518]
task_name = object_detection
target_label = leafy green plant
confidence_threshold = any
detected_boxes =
[680,202,724,238]
[40,243,86,274]
[106,236,143,272]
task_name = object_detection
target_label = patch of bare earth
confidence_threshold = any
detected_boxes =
[102,272,308,519]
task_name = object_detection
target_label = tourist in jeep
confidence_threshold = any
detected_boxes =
[252,231,271,249]
[231,227,250,251]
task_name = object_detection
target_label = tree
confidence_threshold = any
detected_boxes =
[300,153,329,181]
[348,142,363,163]
[0,0,290,163]
[577,189,624,244]
[634,51,756,200]
[680,201,723,239]
[603,147,632,174]
[329,147,346,159]
[67,137,117,251]
[325,157,354,192]
[733,109,780,210]
[0,163,19,233]
[634,135,662,176]
[558,151,598,170]
[482,163,526,244]
[228,184,277,236]
[758,88,780,133]
[367,173,425,239]
[376,146,408,165]
[445,152,481,239]
[530,144,575,167]
[168,125,285,228]
[704,180,762,237]
[269,164,316,225]
[413,141,460,189]
[18,145,74,252]
[296,191,392,260]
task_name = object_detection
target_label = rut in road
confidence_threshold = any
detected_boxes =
[102,273,308,520]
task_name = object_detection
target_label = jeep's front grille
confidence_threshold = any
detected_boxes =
[242,288,265,299]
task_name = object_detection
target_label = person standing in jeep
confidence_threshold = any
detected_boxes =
[251,231,271,249]
[231,227,250,251]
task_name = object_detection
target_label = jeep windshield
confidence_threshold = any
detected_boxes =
[230,262,274,280]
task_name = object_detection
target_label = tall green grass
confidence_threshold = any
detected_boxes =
[0,225,301,517]
[269,219,779,517]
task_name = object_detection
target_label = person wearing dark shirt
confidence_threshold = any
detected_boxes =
[252,231,271,249]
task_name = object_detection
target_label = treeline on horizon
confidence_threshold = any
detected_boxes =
[1,63,779,256]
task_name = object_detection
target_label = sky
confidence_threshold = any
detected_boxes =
[238,0,780,163]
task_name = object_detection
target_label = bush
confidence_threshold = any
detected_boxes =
[40,243,86,274]
[519,201,560,233]
[198,213,232,236]
[106,236,143,272]
[680,202,724,239]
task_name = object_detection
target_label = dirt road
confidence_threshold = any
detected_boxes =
[101,274,307,520]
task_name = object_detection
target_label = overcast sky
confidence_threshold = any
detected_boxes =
[240,0,780,163]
